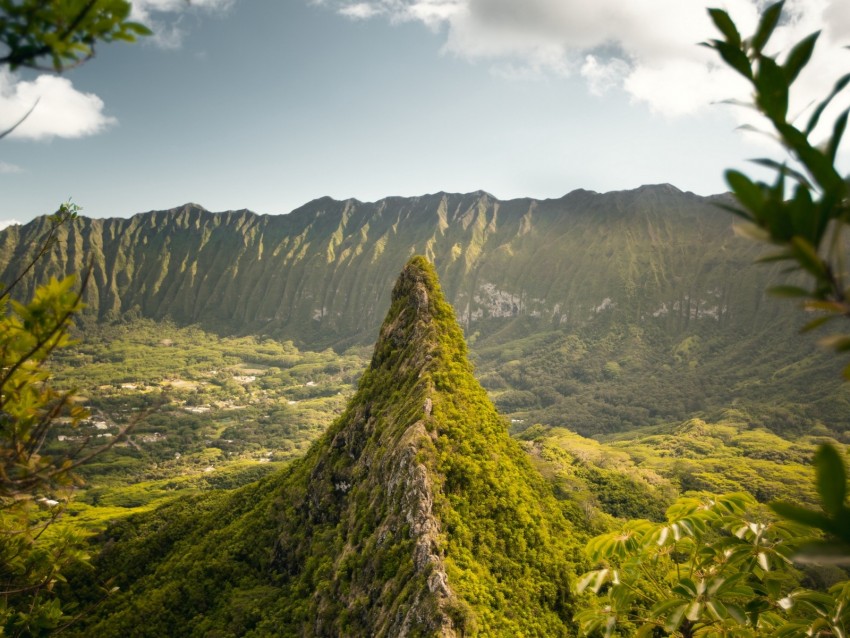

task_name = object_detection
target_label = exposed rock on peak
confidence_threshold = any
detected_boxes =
[274,255,578,635]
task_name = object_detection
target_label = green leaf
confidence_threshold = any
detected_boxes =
[653,598,687,616]
[577,569,610,594]
[806,72,850,135]
[764,577,782,599]
[610,583,635,611]
[751,1,784,53]
[783,31,820,84]
[789,184,825,245]
[733,222,771,243]
[704,39,753,79]
[789,236,827,277]
[748,157,812,189]
[819,335,850,353]
[686,601,703,622]
[708,8,742,47]
[635,623,656,638]
[755,250,794,264]
[726,169,765,214]
[126,21,154,37]
[803,300,847,313]
[826,107,849,163]
[770,501,832,531]
[726,603,747,624]
[778,122,844,191]
[706,600,727,621]
[663,603,688,633]
[713,572,748,595]
[755,56,789,120]
[713,201,753,220]
[814,444,847,516]
[673,578,698,598]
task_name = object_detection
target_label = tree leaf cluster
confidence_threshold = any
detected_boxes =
[705,0,850,375]
[0,0,150,72]
[577,492,849,637]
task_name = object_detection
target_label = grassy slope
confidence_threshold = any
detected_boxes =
[67,257,582,637]
[47,315,845,539]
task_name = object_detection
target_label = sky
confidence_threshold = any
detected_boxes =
[0,0,848,228]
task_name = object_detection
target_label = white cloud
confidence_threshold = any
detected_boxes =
[0,162,22,174]
[581,55,629,96]
[339,2,383,19]
[824,0,850,42]
[326,0,850,124]
[0,70,115,141]
[0,219,21,230]
[131,0,236,48]
[131,0,235,19]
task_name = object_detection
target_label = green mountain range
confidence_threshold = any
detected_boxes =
[68,257,581,637]
[3,185,846,433]
[0,185,787,344]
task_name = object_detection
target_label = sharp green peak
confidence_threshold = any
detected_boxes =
[369,255,467,376]
[70,258,581,637]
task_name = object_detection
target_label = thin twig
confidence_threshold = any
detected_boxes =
[0,98,39,141]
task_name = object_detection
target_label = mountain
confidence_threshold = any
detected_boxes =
[69,257,580,637]
[4,185,846,433]
[0,186,783,345]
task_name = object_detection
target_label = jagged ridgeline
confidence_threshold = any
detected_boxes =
[0,187,793,346]
[69,257,580,637]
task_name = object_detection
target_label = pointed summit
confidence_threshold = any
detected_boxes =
[72,257,580,637]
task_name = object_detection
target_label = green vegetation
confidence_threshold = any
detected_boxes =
[702,0,850,563]
[31,319,367,535]
[0,0,150,72]
[64,257,582,637]
[51,319,368,471]
[2,0,847,636]
[577,3,850,636]
[520,415,837,529]
[0,206,105,635]
[577,492,849,637]
[705,2,850,372]
[476,322,849,437]
[0,3,149,628]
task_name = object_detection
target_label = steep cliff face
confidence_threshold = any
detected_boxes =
[73,258,579,637]
[0,186,784,348]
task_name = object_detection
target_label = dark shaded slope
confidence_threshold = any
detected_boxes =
[70,257,580,637]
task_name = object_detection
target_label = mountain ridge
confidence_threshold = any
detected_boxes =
[5,184,847,435]
[0,184,773,349]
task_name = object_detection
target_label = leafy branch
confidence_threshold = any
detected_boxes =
[0,0,151,72]
[703,0,850,375]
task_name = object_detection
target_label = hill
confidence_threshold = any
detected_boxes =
[68,257,581,637]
